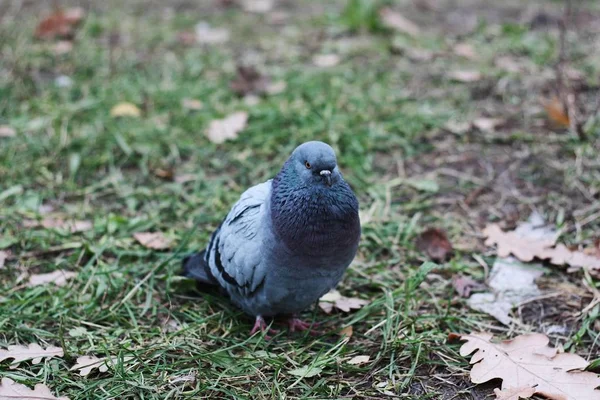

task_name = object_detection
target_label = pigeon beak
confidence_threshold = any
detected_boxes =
[320,170,332,187]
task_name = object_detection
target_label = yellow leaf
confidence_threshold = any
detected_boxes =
[110,102,141,118]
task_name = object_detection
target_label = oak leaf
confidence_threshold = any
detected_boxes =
[205,112,248,144]
[70,355,132,377]
[319,290,369,313]
[415,227,453,262]
[0,343,63,368]
[28,270,77,288]
[0,378,69,400]
[459,332,600,400]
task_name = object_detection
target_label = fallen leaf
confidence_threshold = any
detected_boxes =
[110,102,141,118]
[453,43,477,59]
[448,70,482,82]
[41,218,92,233]
[0,125,16,138]
[28,270,77,288]
[473,118,505,132]
[415,227,453,262]
[542,96,570,128]
[458,332,600,400]
[467,257,545,325]
[379,8,420,37]
[181,98,203,111]
[319,290,369,313]
[70,355,133,377]
[312,54,340,67]
[339,325,353,340]
[0,250,7,268]
[241,0,273,13]
[0,377,69,400]
[153,167,175,181]
[494,386,537,400]
[495,56,522,73]
[34,7,85,40]
[483,213,600,276]
[133,232,172,250]
[53,40,73,55]
[265,80,286,95]
[444,120,471,134]
[452,275,486,298]
[176,30,197,45]
[230,66,271,96]
[0,344,63,368]
[288,365,322,378]
[169,372,197,386]
[347,355,370,365]
[205,111,248,144]
[195,22,229,44]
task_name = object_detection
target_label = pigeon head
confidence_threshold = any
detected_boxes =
[285,141,339,187]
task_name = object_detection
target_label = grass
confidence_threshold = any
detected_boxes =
[1,0,599,398]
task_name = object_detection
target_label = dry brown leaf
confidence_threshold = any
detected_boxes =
[0,378,69,400]
[312,54,340,68]
[494,386,537,400]
[181,98,203,111]
[542,97,570,128]
[459,332,600,400]
[133,232,172,250]
[230,66,271,96]
[452,275,486,298]
[473,118,505,132]
[0,125,16,138]
[483,216,600,276]
[319,290,369,313]
[34,7,85,40]
[415,227,453,262]
[347,355,370,365]
[339,325,353,340]
[28,270,77,288]
[41,218,92,233]
[0,343,63,368]
[448,70,482,82]
[110,102,141,118]
[205,111,248,144]
[195,22,229,44]
[453,43,477,59]
[379,8,420,37]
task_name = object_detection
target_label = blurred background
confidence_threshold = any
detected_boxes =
[1,1,599,399]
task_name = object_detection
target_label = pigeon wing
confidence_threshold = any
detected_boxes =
[205,180,271,296]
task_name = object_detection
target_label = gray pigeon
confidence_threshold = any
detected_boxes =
[183,141,360,335]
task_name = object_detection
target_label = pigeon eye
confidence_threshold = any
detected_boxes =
[305,161,311,169]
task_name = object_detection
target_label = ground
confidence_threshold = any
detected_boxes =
[1,0,599,399]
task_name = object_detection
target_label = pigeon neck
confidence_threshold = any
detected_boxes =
[270,168,360,257]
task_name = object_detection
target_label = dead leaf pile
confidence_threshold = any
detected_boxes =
[319,290,369,313]
[415,227,453,262]
[205,111,248,144]
[0,378,69,400]
[457,332,600,400]
[0,343,64,368]
[133,232,172,250]
[484,213,600,276]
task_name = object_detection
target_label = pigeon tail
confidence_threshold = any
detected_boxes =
[182,251,217,285]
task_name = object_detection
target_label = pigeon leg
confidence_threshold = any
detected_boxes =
[249,316,278,338]
[287,317,320,335]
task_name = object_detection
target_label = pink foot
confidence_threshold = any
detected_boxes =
[249,316,278,339]
[287,318,320,335]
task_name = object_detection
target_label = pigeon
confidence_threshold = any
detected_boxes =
[183,141,361,335]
